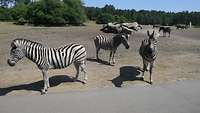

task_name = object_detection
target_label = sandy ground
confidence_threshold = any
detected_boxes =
[0,22,200,96]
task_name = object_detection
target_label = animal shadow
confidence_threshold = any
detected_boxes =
[0,75,83,96]
[86,57,113,66]
[111,66,143,87]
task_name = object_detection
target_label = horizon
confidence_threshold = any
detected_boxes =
[83,0,200,13]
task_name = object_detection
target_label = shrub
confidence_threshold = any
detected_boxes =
[115,15,128,23]
[96,13,115,24]
[0,7,12,20]
[26,0,86,26]
[10,3,28,20]
[15,17,27,25]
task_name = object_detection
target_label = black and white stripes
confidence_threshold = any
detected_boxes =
[94,34,130,65]
[139,30,158,84]
[8,39,87,94]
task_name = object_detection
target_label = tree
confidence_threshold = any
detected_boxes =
[96,13,115,24]
[11,2,28,20]
[63,0,86,25]
[26,0,86,26]
[0,7,12,20]
[27,0,67,26]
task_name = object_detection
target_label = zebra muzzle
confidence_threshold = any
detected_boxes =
[126,46,130,49]
[7,59,16,66]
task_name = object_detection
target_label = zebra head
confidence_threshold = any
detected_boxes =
[7,39,25,66]
[147,30,157,55]
[158,27,163,32]
[121,34,130,49]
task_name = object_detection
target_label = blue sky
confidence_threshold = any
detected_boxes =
[83,0,200,12]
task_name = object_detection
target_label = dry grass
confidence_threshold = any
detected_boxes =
[0,22,200,96]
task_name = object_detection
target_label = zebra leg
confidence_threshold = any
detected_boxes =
[149,62,154,84]
[141,59,146,80]
[47,75,50,88]
[112,50,116,64]
[109,51,113,65]
[41,70,48,94]
[80,61,87,84]
[73,62,80,81]
[96,48,100,60]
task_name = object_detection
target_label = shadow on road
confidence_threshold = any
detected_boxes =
[110,66,145,87]
[0,75,83,96]
[87,57,113,66]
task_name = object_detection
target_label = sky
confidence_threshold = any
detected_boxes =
[83,0,200,12]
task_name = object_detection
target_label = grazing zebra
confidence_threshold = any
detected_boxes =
[7,39,87,94]
[152,24,160,29]
[176,24,188,29]
[139,30,158,84]
[94,33,130,65]
[159,26,171,37]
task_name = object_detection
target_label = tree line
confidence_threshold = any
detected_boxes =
[0,1,200,26]
[86,5,200,26]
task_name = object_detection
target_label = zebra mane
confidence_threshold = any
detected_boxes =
[13,38,45,47]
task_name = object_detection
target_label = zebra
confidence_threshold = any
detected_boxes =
[152,24,161,29]
[94,33,130,65]
[7,38,87,94]
[176,24,188,29]
[139,30,158,84]
[159,26,171,37]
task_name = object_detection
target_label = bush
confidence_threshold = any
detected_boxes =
[15,17,27,25]
[26,0,86,26]
[11,3,28,20]
[115,15,128,23]
[96,13,115,24]
[27,0,67,26]
[0,7,12,20]
[63,0,86,25]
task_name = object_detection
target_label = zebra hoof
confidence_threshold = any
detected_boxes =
[41,89,47,95]
[149,81,153,85]
[72,78,78,82]
[140,77,144,81]
[82,80,87,84]
[109,62,115,66]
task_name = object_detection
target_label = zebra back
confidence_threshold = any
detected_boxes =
[10,39,86,69]
[94,34,113,50]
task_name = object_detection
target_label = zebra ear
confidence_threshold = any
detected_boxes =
[11,42,16,48]
[152,31,155,36]
[147,30,150,37]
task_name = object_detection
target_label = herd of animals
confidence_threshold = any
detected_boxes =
[7,22,189,94]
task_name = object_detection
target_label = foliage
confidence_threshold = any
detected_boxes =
[85,5,200,26]
[15,17,27,25]
[0,7,12,20]
[1,1,200,26]
[63,0,86,25]
[27,0,67,26]
[10,3,28,20]
[0,0,86,26]
[96,13,115,24]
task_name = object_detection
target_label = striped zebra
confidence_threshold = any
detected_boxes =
[139,30,158,84]
[94,33,130,65]
[7,39,87,94]
[159,26,171,37]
